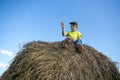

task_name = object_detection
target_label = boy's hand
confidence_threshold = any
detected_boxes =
[61,22,64,28]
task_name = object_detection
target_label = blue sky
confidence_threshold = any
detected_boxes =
[0,0,120,75]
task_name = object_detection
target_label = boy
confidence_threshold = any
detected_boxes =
[61,21,83,53]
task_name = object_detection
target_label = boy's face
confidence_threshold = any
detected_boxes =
[71,24,77,32]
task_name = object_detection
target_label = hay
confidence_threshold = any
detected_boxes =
[1,41,120,80]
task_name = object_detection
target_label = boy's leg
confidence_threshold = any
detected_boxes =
[62,38,71,48]
[75,39,83,53]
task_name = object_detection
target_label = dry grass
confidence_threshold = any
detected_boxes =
[1,41,120,80]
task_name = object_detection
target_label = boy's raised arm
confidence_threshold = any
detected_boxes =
[61,22,65,36]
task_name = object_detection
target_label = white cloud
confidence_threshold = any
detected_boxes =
[0,48,16,57]
[0,62,9,69]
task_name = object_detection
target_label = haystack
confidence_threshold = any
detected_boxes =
[1,41,120,80]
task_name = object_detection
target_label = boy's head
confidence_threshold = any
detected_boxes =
[69,22,78,32]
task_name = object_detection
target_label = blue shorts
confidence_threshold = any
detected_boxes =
[64,39,83,46]
[75,39,82,45]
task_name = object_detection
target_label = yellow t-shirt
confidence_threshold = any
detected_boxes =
[65,31,82,40]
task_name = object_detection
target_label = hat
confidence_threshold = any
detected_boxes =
[69,21,78,25]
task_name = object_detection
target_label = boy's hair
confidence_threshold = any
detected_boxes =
[69,21,78,28]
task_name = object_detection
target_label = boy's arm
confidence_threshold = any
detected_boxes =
[61,22,65,36]
[78,36,82,39]
[78,32,82,39]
